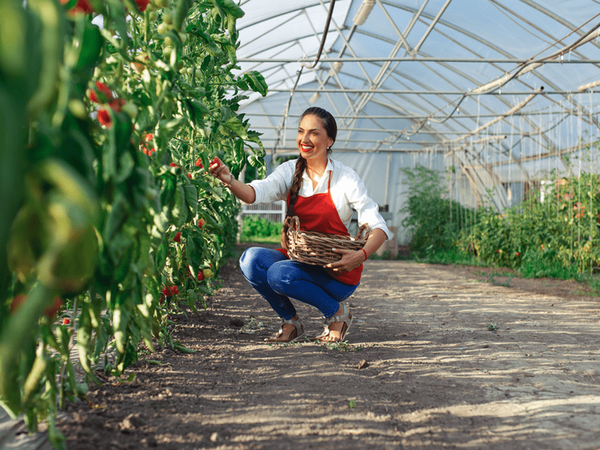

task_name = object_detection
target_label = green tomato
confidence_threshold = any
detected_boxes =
[164,36,175,47]
[121,102,138,119]
[157,22,169,35]
[67,99,87,119]
[163,10,173,24]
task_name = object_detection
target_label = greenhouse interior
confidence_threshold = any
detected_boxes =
[6,1,600,448]
[236,0,600,246]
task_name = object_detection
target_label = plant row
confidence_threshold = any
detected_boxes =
[402,165,600,278]
[0,0,266,447]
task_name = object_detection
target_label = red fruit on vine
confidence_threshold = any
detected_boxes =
[61,0,94,15]
[173,232,181,242]
[195,158,203,168]
[198,218,205,229]
[134,0,150,12]
[197,270,204,281]
[44,296,63,318]
[109,98,125,113]
[211,157,221,168]
[10,294,63,317]
[97,108,112,127]
[145,133,153,142]
[88,90,99,103]
[9,294,26,315]
[63,318,71,325]
[162,286,179,297]
[89,81,113,104]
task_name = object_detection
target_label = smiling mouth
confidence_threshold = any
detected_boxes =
[300,144,313,152]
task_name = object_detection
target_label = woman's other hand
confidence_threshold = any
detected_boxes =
[325,248,366,272]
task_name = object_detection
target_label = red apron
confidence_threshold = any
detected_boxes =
[278,172,362,286]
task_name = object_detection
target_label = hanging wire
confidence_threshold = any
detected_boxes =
[272,0,336,159]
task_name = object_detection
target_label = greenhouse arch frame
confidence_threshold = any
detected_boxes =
[235,0,600,243]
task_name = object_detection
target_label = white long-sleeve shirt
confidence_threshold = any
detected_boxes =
[249,158,392,240]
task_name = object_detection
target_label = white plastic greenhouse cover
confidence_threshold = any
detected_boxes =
[235,0,600,243]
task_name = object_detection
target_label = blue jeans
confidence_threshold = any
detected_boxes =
[239,247,359,320]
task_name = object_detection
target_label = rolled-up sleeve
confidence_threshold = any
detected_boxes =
[247,161,294,204]
[344,170,393,240]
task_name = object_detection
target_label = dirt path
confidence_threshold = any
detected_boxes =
[57,247,600,449]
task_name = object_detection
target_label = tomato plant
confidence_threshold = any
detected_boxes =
[0,0,267,447]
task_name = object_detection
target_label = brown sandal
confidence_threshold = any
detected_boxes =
[265,317,305,343]
[315,304,353,342]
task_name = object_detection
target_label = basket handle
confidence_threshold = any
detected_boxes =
[355,223,371,241]
[291,215,301,232]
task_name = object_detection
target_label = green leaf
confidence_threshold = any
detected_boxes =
[155,240,168,271]
[243,71,268,96]
[224,116,248,139]
[183,184,198,216]
[105,0,130,48]
[213,0,244,19]
[172,184,188,226]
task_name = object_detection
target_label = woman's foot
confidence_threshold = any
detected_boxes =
[318,320,346,342]
[315,304,352,343]
[266,316,304,343]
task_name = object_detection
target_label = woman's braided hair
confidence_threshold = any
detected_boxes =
[281,107,337,249]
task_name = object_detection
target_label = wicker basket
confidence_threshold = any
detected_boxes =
[286,216,371,265]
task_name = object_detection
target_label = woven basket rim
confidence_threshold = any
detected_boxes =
[286,216,370,265]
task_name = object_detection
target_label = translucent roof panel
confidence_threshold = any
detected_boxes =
[236,0,600,195]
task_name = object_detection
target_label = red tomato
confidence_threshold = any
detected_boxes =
[97,108,112,128]
[173,232,182,242]
[195,158,203,168]
[211,157,221,168]
[10,294,63,317]
[134,0,149,12]
[63,318,71,325]
[197,270,204,281]
[9,294,26,314]
[44,296,63,318]
[109,98,125,113]
[198,218,205,229]
[162,286,173,297]
[61,0,94,15]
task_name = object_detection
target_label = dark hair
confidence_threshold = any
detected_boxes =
[281,107,338,248]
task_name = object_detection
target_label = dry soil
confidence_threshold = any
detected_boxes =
[57,244,600,449]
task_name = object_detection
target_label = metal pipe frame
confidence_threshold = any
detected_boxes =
[266,88,595,95]
[238,57,600,64]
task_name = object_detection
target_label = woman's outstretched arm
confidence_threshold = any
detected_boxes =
[208,157,256,204]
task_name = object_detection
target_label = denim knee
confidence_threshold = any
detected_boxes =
[265,262,289,294]
[238,247,259,280]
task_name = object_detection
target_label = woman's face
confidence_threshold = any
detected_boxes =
[296,114,333,163]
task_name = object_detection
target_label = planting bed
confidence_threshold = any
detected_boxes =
[55,245,600,449]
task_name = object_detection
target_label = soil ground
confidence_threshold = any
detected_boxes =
[56,244,600,449]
